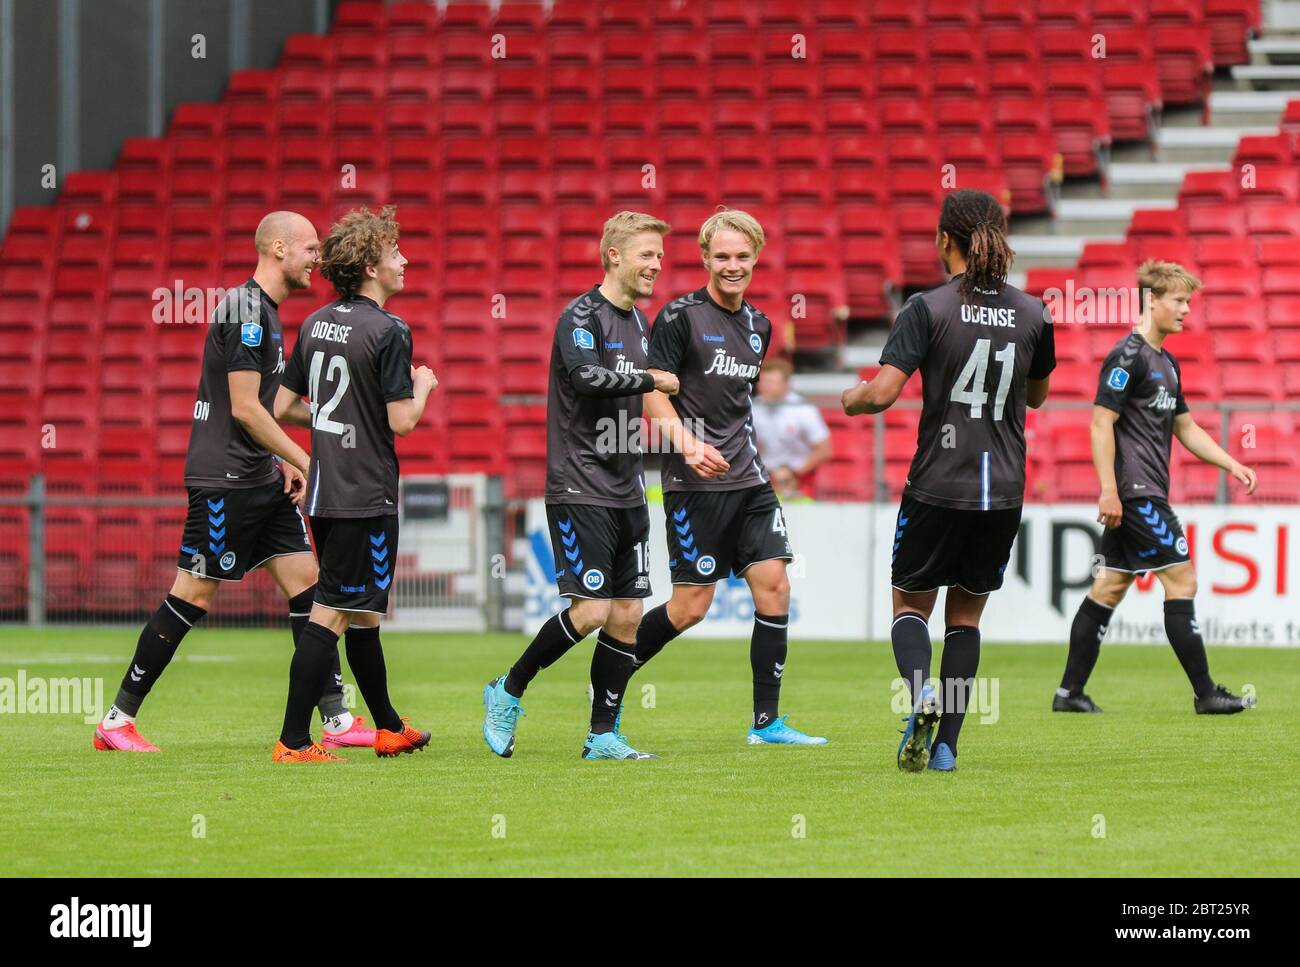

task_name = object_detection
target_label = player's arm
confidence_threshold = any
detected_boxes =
[1173,413,1258,495]
[845,296,927,416]
[644,304,727,478]
[228,371,310,477]
[1027,378,1050,409]
[842,365,908,415]
[374,324,434,436]
[272,385,312,427]
[643,385,729,478]
[1026,303,1056,409]
[387,366,435,436]
[558,307,676,398]
[1090,405,1122,527]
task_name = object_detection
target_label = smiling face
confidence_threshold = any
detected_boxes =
[609,230,664,302]
[704,227,757,303]
[368,240,407,299]
[277,216,320,291]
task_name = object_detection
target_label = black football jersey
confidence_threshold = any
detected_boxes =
[647,288,772,493]
[545,285,654,508]
[1093,332,1189,500]
[183,278,286,490]
[282,296,414,518]
[879,275,1056,511]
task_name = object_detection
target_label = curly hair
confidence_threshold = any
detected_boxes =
[319,205,400,300]
[938,190,1014,302]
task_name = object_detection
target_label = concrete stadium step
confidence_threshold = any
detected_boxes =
[1008,234,1113,270]
[1231,64,1300,87]
[1156,125,1276,162]
[1054,198,1176,236]
[1107,162,1226,199]
[1208,90,1294,126]
[1249,38,1300,63]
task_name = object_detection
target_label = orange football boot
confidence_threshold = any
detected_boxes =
[374,719,431,757]
[272,741,346,763]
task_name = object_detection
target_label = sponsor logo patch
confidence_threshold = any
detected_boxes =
[573,327,595,350]
[240,320,262,347]
[1107,367,1129,390]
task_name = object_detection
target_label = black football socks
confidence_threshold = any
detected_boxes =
[934,625,981,756]
[891,612,932,709]
[1164,599,1215,698]
[287,584,346,719]
[631,603,681,669]
[588,631,637,734]
[280,621,339,749]
[112,595,207,716]
[1059,596,1112,696]
[344,625,402,732]
[751,613,788,728]
[505,609,584,698]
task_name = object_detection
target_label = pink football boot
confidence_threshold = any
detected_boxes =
[321,715,378,750]
[93,721,161,752]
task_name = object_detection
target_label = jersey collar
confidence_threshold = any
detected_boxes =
[589,284,634,318]
[698,287,747,318]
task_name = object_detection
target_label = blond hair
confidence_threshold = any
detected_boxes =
[1139,259,1202,302]
[599,211,671,271]
[698,208,766,258]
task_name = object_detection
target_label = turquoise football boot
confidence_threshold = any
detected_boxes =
[482,675,525,758]
[581,730,658,760]
[747,714,828,745]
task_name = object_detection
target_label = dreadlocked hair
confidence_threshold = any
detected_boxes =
[938,190,1015,301]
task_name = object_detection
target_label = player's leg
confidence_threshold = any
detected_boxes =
[336,607,430,756]
[264,549,373,748]
[629,491,724,672]
[582,597,659,760]
[924,504,1023,771]
[252,489,356,735]
[1156,562,1253,714]
[275,514,405,761]
[928,586,992,766]
[589,597,641,734]
[483,506,616,756]
[1055,566,1133,712]
[731,486,821,745]
[888,496,951,769]
[96,486,238,752]
[95,568,217,752]
[585,504,654,756]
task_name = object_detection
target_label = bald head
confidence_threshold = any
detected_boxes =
[255,210,314,256]
[253,210,320,298]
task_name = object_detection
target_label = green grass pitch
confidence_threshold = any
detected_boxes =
[1,626,1294,876]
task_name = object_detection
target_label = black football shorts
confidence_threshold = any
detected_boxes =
[177,481,312,581]
[309,514,400,614]
[890,494,1022,595]
[1100,495,1191,573]
[663,483,793,585]
[545,502,651,599]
